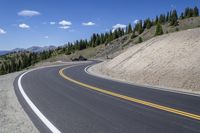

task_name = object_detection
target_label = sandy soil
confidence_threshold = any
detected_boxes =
[0,72,39,133]
[90,28,200,94]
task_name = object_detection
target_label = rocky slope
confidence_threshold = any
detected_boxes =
[91,28,200,93]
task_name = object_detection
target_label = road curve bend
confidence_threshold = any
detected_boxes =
[14,61,200,133]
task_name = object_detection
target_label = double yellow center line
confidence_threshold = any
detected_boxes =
[59,67,200,121]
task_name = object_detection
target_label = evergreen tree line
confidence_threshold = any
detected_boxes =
[0,51,52,75]
[180,7,199,19]
[133,6,199,38]
[0,6,199,75]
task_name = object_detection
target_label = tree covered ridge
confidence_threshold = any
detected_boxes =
[0,6,199,75]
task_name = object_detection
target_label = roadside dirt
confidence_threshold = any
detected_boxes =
[0,72,39,133]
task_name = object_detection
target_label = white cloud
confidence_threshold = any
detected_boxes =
[59,20,72,26]
[112,24,126,32]
[18,10,40,17]
[82,22,95,26]
[59,26,70,29]
[58,20,71,30]
[134,19,139,24]
[19,23,30,29]
[50,22,56,25]
[44,36,49,39]
[113,24,126,29]
[0,28,6,34]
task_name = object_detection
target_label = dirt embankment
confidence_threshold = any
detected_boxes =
[90,28,200,94]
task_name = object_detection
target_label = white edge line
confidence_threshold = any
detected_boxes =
[84,64,200,97]
[18,69,61,133]
[17,62,90,133]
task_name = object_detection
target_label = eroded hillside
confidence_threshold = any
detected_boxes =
[91,28,200,92]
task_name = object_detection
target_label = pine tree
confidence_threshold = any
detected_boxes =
[166,12,169,22]
[134,20,143,34]
[91,33,97,47]
[189,8,194,17]
[95,34,101,46]
[143,18,152,29]
[180,13,184,19]
[159,14,166,24]
[146,20,152,29]
[185,8,194,18]
[127,23,133,33]
[184,8,190,18]
[184,7,195,18]
[193,6,199,17]
[169,10,178,26]
[155,23,163,36]
[155,16,159,25]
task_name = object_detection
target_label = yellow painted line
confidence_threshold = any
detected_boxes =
[59,67,200,121]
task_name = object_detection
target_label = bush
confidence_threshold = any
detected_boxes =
[138,37,143,43]
[155,23,163,36]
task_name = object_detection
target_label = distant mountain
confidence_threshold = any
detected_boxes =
[27,45,56,53]
[0,45,56,56]
[0,50,10,55]
[12,48,25,52]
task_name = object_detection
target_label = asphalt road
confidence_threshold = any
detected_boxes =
[14,61,200,133]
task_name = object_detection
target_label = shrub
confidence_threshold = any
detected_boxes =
[138,37,143,43]
[155,23,163,36]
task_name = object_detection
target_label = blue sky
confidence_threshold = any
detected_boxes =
[0,0,198,50]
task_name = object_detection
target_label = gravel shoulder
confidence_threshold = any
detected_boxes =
[0,72,39,133]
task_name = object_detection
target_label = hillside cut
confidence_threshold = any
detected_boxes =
[92,28,200,92]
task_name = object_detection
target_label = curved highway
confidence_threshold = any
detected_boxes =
[14,61,200,133]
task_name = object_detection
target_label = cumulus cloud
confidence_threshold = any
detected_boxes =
[50,22,56,25]
[18,10,40,17]
[59,26,70,29]
[112,24,126,32]
[0,28,6,34]
[59,20,72,26]
[19,23,30,29]
[58,20,71,29]
[134,19,139,24]
[82,22,95,26]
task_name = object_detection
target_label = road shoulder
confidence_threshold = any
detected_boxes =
[0,72,39,133]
